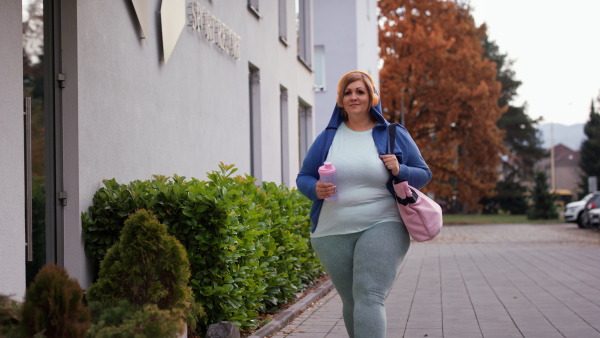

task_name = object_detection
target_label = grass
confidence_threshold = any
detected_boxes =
[443,213,566,225]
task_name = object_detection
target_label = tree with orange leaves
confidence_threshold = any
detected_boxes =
[379,0,506,211]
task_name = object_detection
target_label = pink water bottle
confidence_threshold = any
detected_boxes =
[318,162,338,201]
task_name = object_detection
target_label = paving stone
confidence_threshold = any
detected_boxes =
[290,325,332,333]
[558,329,600,337]
[441,320,480,332]
[481,333,524,338]
[522,333,565,338]
[442,333,483,338]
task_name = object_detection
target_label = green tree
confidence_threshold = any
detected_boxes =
[483,37,545,182]
[493,180,528,215]
[579,97,600,193]
[527,171,557,220]
[479,37,545,213]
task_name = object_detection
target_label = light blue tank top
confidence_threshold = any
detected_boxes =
[312,122,401,238]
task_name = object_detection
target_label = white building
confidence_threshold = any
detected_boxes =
[313,0,380,132]
[1,0,315,299]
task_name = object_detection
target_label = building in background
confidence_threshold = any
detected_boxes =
[313,0,380,132]
[537,143,583,198]
[1,0,314,299]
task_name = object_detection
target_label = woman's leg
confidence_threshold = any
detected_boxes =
[311,232,361,338]
[352,222,410,338]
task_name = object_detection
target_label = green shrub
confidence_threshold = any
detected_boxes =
[257,182,322,309]
[82,163,322,333]
[527,172,558,220]
[87,300,185,338]
[0,294,22,338]
[87,299,136,329]
[21,264,91,337]
[86,209,202,331]
[81,177,160,267]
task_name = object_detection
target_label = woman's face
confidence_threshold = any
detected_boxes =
[342,80,370,118]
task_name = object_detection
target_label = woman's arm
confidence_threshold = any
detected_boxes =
[296,136,323,201]
[394,125,432,189]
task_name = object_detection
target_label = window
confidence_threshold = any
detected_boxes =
[298,100,312,168]
[249,64,262,181]
[296,0,312,69]
[248,0,260,18]
[280,86,290,185]
[314,45,325,91]
[278,0,288,45]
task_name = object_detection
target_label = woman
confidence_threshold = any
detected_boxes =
[296,71,431,338]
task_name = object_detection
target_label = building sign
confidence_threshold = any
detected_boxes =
[188,2,241,60]
[129,0,240,63]
[161,0,186,64]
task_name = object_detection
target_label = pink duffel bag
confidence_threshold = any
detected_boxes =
[393,180,443,242]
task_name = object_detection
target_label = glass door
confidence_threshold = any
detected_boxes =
[23,0,56,286]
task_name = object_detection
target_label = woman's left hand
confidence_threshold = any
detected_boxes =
[380,154,400,176]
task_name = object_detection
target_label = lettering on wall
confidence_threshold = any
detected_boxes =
[188,2,241,60]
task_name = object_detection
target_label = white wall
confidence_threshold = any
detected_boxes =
[62,0,313,287]
[0,0,26,300]
[313,0,379,133]
[242,1,314,183]
[355,0,380,89]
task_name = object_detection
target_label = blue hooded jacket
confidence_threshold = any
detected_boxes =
[296,100,432,233]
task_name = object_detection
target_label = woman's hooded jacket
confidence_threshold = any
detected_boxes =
[296,99,432,233]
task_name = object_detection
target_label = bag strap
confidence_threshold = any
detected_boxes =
[388,123,403,182]
[388,123,397,154]
[395,188,419,205]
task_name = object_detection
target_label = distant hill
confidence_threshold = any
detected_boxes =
[537,123,585,151]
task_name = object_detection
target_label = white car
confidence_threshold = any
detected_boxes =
[564,193,594,227]
[588,208,600,227]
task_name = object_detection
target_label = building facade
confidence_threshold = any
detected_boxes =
[313,0,380,132]
[1,0,314,299]
[538,143,583,196]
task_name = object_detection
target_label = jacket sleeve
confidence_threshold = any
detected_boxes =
[296,133,325,201]
[394,124,432,189]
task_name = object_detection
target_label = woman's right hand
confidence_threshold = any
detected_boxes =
[316,181,337,200]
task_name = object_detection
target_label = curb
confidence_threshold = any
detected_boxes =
[248,280,335,338]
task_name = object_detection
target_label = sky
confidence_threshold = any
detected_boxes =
[467,0,600,126]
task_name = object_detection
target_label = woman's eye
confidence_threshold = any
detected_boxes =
[344,91,351,95]
[357,90,365,95]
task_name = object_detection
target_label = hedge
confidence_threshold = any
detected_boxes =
[81,163,323,333]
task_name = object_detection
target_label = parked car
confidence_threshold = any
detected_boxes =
[580,192,600,228]
[587,208,600,228]
[564,193,594,227]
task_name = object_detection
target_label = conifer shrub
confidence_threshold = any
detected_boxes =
[87,299,136,330]
[527,171,558,220]
[20,264,91,337]
[82,163,322,333]
[0,294,22,338]
[87,300,185,337]
[85,209,202,331]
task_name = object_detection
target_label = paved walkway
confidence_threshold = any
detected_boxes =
[268,223,600,338]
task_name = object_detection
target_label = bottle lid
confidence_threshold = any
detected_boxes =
[324,162,333,169]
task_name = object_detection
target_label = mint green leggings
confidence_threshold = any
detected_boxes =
[311,222,410,338]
